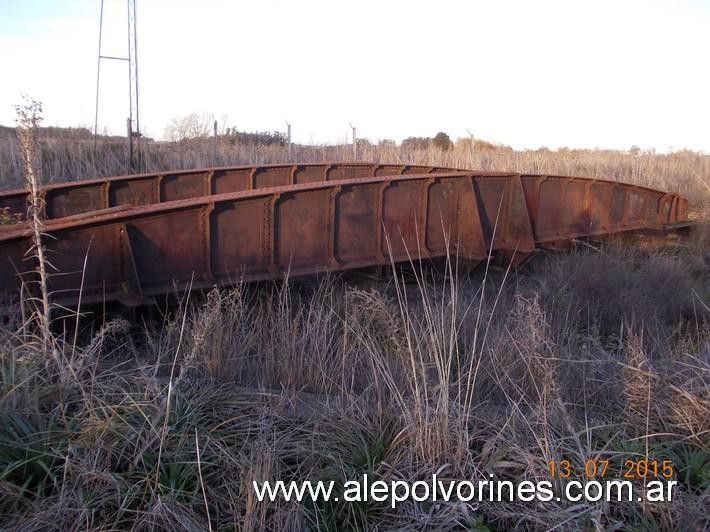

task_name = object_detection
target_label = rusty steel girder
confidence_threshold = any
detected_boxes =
[0,163,456,220]
[0,168,690,308]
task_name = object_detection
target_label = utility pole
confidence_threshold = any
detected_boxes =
[93,0,105,153]
[127,0,140,171]
[95,0,142,172]
[349,122,357,160]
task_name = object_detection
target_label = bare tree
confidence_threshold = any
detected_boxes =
[164,112,214,142]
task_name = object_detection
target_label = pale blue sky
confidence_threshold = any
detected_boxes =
[1,0,709,151]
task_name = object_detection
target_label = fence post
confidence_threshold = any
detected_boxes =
[213,120,218,166]
[127,117,133,171]
[350,123,357,160]
[287,122,292,159]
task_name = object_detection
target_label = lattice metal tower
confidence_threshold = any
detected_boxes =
[94,0,142,171]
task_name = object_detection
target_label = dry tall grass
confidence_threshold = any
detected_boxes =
[0,134,708,211]
[0,133,708,530]
[1,240,708,530]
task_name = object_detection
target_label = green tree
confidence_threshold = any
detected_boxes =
[433,131,453,151]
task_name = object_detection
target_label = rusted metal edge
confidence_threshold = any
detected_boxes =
[0,162,463,220]
[1,162,688,226]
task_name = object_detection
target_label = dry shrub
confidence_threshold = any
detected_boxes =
[623,329,657,430]
[536,246,708,356]
[184,287,255,382]
[257,279,346,394]
[624,329,710,445]
[488,293,559,407]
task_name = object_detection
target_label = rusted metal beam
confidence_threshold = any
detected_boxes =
[0,162,459,220]
[0,170,690,308]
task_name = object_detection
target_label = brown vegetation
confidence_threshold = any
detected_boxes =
[0,128,707,212]
[0,127,708,530]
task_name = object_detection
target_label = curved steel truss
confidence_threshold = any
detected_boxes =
[0,163,691,307]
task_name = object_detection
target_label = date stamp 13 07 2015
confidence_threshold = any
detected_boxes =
[548,458,675,480]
